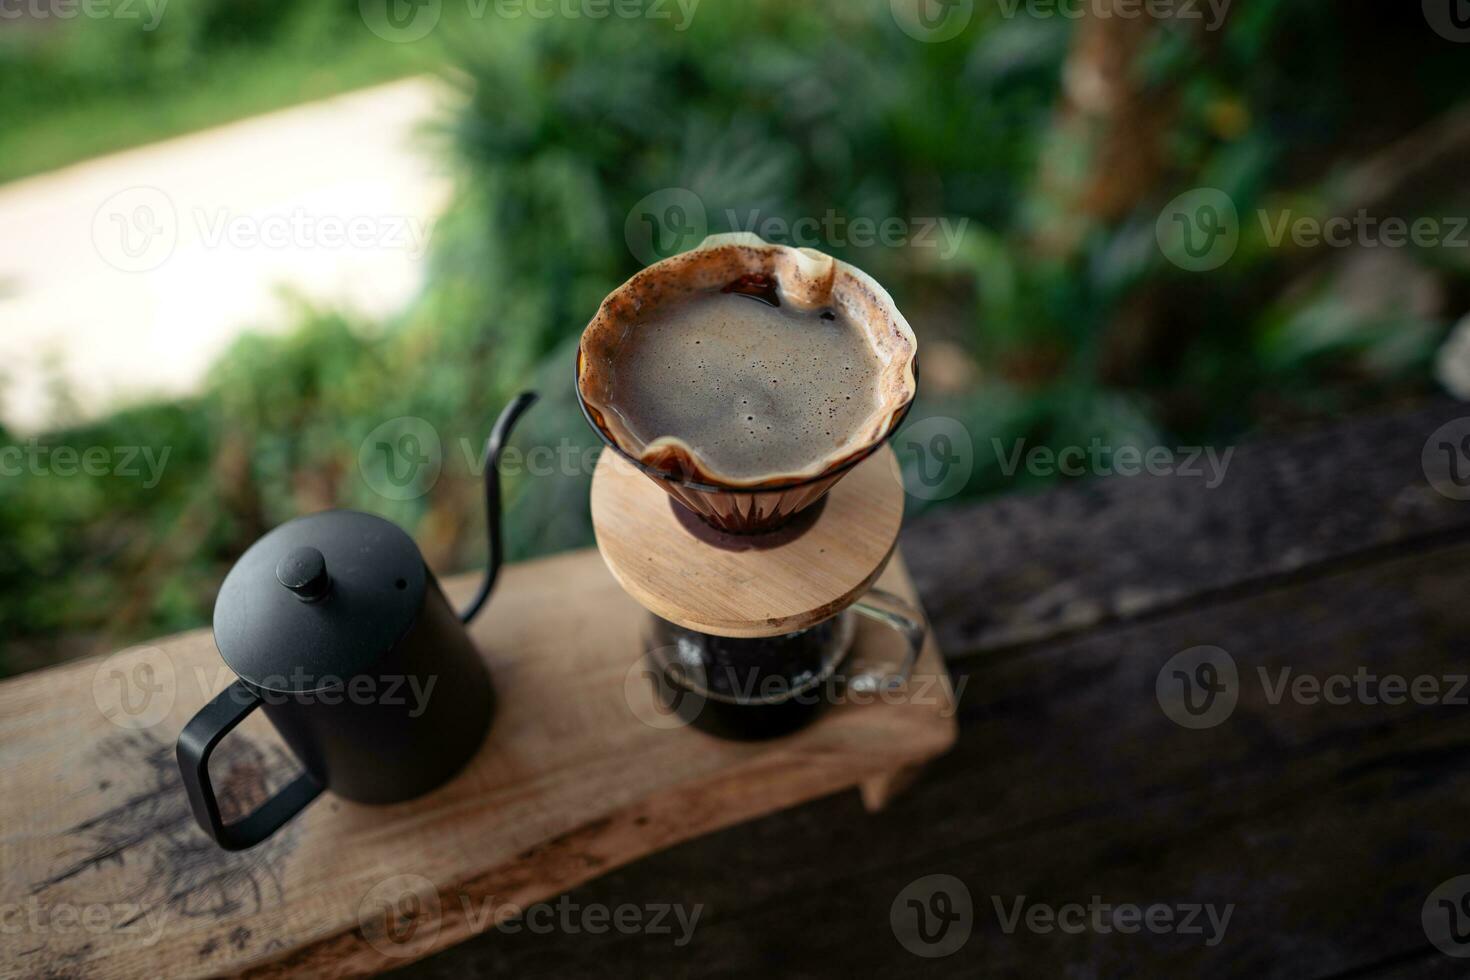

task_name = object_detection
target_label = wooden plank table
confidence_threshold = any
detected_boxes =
[400,398,1470,978]
[6,397,1470,977]
[0,550,953,978]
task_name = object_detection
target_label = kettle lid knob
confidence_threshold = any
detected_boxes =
[276,546,330,602]
[214,511,426,691]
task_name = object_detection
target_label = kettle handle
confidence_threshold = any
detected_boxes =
[460,391,539,623]
[176,678,324,851]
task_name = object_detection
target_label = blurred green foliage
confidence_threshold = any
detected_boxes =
[3,0,1468,674]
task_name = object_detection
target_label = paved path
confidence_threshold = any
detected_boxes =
[0,76,454,433]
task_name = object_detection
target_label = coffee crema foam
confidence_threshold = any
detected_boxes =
[605,285,881,481]
[578,233,918,488]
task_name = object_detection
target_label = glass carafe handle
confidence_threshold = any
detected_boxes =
[846,587,927,693]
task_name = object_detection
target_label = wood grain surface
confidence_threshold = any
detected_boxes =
[590,445,906,637]
[0,550,954,979]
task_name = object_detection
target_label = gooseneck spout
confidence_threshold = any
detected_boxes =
[460,391,539,623]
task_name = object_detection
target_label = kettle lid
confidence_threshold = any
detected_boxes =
[213,510,428,693]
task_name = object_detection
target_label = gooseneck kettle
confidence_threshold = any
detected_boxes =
[177,393,537,850]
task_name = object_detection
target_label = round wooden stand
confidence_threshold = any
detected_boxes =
[591,446,905,638]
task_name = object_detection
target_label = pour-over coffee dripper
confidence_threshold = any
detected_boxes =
[579,234,926,739]
[576,232,919,535]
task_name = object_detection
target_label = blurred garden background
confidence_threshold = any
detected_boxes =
[3,0,1469,675]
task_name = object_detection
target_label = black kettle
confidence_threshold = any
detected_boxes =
[177,393,536,850]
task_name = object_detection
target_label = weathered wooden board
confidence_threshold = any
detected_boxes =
[903,398,1470,657]
[0,549,954,979]
[405,539,1470,978]
[405,401,1470,978]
